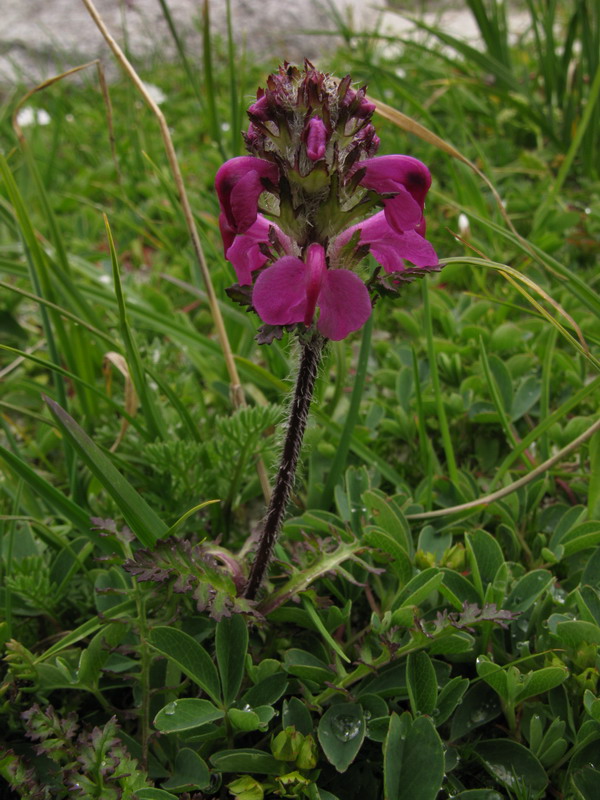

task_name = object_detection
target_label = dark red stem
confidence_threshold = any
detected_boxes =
[244,334,324,600]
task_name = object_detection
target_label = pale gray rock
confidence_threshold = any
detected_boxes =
[0,1,532,87]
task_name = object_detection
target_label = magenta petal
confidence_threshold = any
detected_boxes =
[215,156,278,232]
[389,229,438,269]
[383,187,423,232]
[225,215,294,285]
[248,93,269,120]
[306,117,328,161]
[334,210,438,272]
[229,170,268,233]
[303,243,327,325]
[225,219,270,285]
[252,257,308,326]
[219,213,236,255]
[317,269,372,340]
[359,155,432,208]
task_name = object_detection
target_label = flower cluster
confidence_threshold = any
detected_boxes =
[215,61,438,342]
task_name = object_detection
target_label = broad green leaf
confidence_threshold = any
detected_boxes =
[563,532,600,557]
[283,649,335,684]
[505,570,553,612]
[94,568,130,613]
[362,490,412,555]
[476,656,509,702]
[317,703,365,773]
[317,790,341,800]
[149,627,221,705]
[384,713,445,800]
[488,354,514,412]
[216,615,248,706]
[162,748,211,791]
[417,525,452,561]
[210,749,282,775]
[434,677,469,726]
[555,620,600,648]
[450,683,501,740]
[77,622,126,689]
[514,666,568,703]
[358,693,389,725]
[583,547,600,587]
[44,397,167,547]
[357,662,407,698]
[572,766,600,800]
[465,530,504,599]
[584,690,600,722]
[511,375,541,421]
[243,673,288,708]
[428,631,475,655]
[383,713,407,800]
[393,568,444,610]
[440,569,481,610]
[154,699,224,733]
[282,697,313,735]
[406,651,438,716]
[475,739,548,796]
[136,790,179,800]
[363,528,412,586]
[227,708,263,732]
[588,432,600,520]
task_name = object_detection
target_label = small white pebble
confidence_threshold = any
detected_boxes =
[36,109,51,125]
[16,106,51,126]
[143,82,166,105]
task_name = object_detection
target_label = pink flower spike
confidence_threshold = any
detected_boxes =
[226,215,292,285]
[215,156,279,234]
[306,117,328,161]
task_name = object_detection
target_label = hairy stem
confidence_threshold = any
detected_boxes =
[244,334,325,600]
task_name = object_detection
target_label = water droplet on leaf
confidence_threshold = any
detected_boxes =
[332,714,362,742]
[470,709,487,725]
[164,701,177,716]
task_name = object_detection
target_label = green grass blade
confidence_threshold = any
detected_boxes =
[490,374,600,488]
[156,0,203,106]
[320,314,373,509]
[201,0,226,159]
[422,281,459,485]
[44,396,168,547]
[104,215,167,441]
[0,444,99,542]
[0,344,146,436]
[479,337,518,450]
